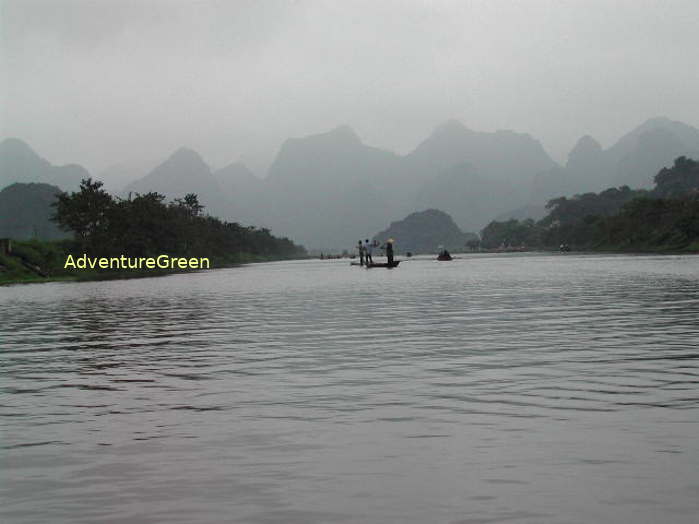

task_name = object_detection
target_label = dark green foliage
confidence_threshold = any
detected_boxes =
[542,186,647,227]
[480,218,541,249]
[51,179,306,264]
[53,178,114,251]
[0,239,76,283]
[481,157,699,251]
[653,156,699,199]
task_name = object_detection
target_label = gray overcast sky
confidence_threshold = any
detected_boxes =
[2,0,699,176]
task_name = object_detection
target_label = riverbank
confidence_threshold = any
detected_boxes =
[0,239,306,286]
[473,243,699,255]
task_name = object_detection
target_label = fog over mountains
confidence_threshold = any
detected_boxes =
[2,117,699,250]
[0,138,88,192]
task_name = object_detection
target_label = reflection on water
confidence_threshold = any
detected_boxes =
[1,253,699,523]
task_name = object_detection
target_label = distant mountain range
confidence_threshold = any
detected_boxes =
[0,138,88,192]
[532,117,699,202]
[2,116,699,249]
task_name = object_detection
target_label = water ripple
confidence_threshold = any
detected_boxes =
[1,254,699,523]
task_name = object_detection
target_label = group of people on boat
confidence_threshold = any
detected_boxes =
[356,238,394,267]
[437,246,452,261]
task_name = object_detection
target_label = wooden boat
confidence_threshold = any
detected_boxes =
[365,261,400,268]
[350,260,400,268]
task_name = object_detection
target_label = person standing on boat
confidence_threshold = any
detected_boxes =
[357,240,365,266]
[364,239,373,266]
[386,238,394,266]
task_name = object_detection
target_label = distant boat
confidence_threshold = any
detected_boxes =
[436,244,452,261]
[436,247,452,261]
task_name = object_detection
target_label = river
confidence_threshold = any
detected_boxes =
[1,253,698,523]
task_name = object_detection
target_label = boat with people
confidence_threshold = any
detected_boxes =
[436,246,452,261]
[350,237,399,268]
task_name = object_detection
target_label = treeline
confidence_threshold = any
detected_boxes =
[52,178,305,263]
[481,156,699,251]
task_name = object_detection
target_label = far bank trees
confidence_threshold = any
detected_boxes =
[52,178,305,263]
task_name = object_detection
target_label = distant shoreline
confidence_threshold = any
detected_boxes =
[0,249,307,286]
[6,247,698,287]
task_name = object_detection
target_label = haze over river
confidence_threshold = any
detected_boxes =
[2,253,698,524]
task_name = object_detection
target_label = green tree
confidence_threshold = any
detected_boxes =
[52,178,114,251]
[653,156,699,199]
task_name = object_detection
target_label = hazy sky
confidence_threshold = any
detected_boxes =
[2,0,699,177]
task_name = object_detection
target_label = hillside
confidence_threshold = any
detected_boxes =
[373,209,477,254]
[261,126,402,250]
[531,117,699,203]
[212,162,268,226]
[123,147,230,219]
[0,138,89,191]
[0,183,68,240]
[483,156,699,251]
[257,121,558,250]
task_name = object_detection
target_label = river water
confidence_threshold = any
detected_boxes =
[1,253,698,523]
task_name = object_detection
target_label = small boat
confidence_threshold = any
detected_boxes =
[351,261,400,268]
[436,248,452,261]
[365,261,400,268]
[436,245,452,261]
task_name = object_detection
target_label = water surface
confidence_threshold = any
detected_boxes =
[2,253,698,523]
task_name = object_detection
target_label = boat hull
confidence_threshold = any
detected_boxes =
[365,261,400,268]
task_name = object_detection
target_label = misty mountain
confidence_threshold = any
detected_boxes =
[123,147,229,218]
[406,121,558,232]
[212,162,267,226]
[0,182,68,240]
[96,163,144,194]
[413,163,522,232]
[256,121,560,249]
[0,138,89,192]
[613,125,699,188]
[12,115,698,252]
[406,120,557,184]
[531,117,699,202]
[373,209,477,254]
[261,126,402,249]
[530,135,607,203]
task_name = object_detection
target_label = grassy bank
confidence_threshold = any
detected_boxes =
[0,239,305,286]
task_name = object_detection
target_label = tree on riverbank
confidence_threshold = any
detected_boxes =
[481,157,699,251]
[52,178,305,262]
